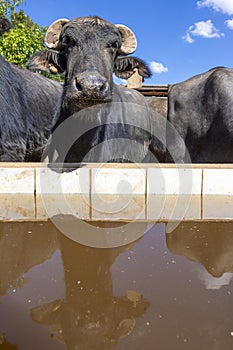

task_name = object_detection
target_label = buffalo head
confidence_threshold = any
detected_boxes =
[27,16,151,112]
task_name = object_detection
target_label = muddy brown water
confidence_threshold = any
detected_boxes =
[0,219,233,350]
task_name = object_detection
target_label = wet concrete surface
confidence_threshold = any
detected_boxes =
[0,219,233,350]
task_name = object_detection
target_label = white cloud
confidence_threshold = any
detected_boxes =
[183,32,195,43]
[150,61,168,74]
[198,267,233,290]
[197,0,233,15]
[225,18,233,29]
[182,19,224,43]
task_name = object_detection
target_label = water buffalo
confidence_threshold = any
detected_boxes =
[147,96,168,119]
[0,56,63,161]
[167,67,233,163]
[27,16,165,163]
[0,18,63,161]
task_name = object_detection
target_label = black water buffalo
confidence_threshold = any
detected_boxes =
[167,67,233,163]
[147,96,168,118]
[0,18,63,161]
[0,56,62,161]
[27,16,165,163]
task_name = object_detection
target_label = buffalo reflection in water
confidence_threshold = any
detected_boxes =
[30,220,149,350]
[0,221,58,295]
[166,222,233,280]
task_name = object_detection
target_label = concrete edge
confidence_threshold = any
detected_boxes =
[0,163,232,221]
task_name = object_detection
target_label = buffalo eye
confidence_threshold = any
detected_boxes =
[106,40,119,50]
[61,35,75,48]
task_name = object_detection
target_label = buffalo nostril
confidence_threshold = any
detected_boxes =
[99,82,106,92]
[75,79,83,92]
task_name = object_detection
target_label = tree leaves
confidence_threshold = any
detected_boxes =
[0,8,45,67]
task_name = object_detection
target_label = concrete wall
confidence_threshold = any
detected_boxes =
[0,163,232,222]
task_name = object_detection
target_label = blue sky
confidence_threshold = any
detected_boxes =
[21,0,233,85]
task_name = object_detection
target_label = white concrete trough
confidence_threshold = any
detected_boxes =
[0,162,233,222]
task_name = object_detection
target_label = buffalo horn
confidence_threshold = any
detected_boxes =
[45,18,69,49]
[115,24,137,55]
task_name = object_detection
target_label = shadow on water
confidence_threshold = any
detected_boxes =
[0,218,233,350]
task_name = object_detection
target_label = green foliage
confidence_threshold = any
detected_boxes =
[0,9,45,67]
[0,0,24,20]
[0,1,64,81]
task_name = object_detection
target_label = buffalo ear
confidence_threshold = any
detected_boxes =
[114,56,152,79]
[26,50,65,74]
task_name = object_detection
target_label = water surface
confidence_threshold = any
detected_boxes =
[0,220,233,349]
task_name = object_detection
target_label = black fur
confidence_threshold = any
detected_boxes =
[27,49,65,74]
[27,16,165,164]
[0,55,62,161]
[168,67,233,162]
